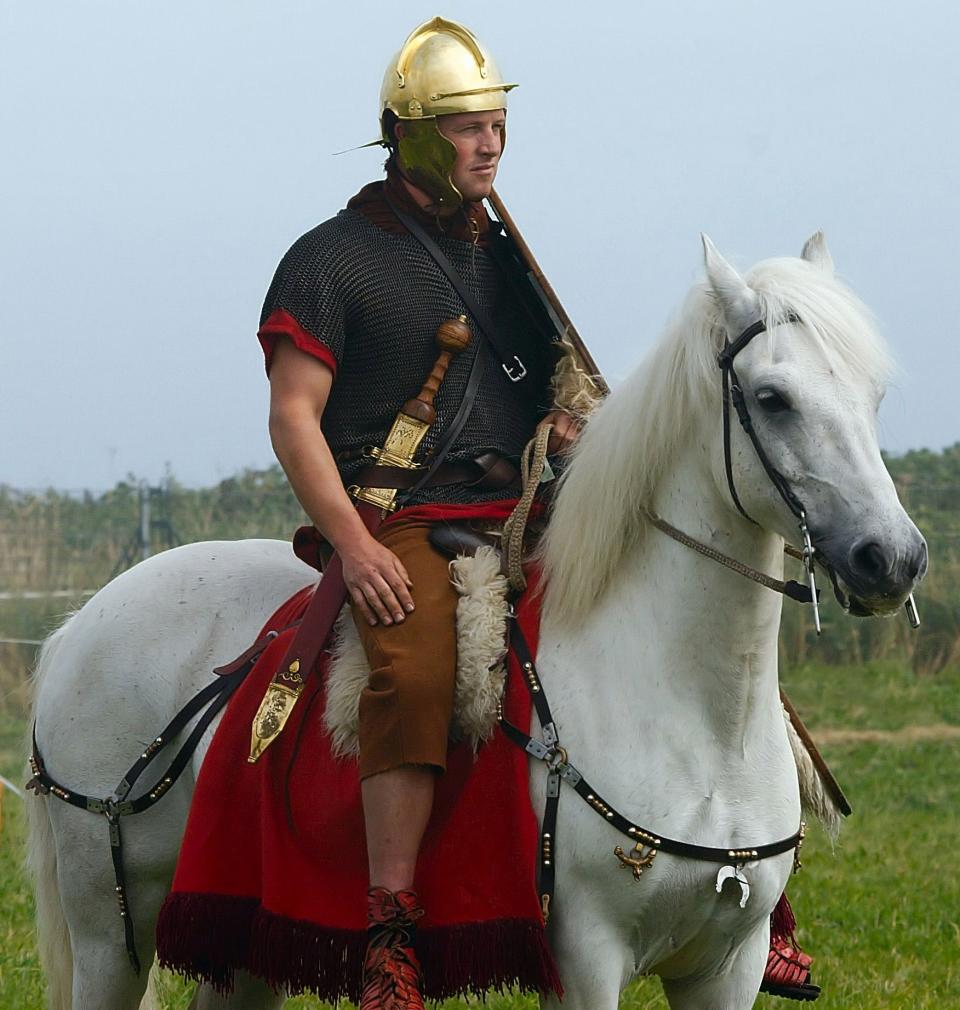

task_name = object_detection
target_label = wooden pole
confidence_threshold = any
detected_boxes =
[487,188,609,396]
[780,688,852,817]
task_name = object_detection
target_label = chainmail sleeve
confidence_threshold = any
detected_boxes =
[258,220,353,372]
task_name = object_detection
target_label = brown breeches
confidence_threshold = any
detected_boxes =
[351,516,458,780]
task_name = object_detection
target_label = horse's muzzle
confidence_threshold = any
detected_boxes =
[834,530,928,615]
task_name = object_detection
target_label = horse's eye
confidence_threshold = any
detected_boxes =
[756,388,792,414]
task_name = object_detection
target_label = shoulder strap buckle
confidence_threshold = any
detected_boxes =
[503,355,527,381]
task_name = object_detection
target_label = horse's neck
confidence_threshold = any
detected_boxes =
[650,454,785,743]
[545,447,787,757]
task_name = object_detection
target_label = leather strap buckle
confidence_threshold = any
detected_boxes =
[502,355,527,382]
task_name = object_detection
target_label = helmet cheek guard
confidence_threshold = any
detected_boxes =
[394,119,462,211]
[379,17,516,210]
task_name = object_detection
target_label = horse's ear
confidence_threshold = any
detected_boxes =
[702,234,761,334]
[801,230,834,276]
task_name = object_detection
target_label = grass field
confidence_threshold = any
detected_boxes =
[1,662,958,1009]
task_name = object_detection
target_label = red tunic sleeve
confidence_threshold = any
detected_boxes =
[258,308,338,378]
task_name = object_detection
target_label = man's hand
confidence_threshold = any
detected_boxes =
[341,534,415,627]
[539,409,581,455]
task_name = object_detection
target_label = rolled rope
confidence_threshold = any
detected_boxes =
[502,424,553,592]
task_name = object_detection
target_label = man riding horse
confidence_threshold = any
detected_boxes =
[257,16,816,1006]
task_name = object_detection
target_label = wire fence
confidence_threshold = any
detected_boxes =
[0,475,957,712]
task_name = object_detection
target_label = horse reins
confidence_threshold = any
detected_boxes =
[643,508,815,604]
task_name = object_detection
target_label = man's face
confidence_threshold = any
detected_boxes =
[436,109,505,203]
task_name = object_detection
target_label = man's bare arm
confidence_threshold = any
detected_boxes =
[267,339,414,626]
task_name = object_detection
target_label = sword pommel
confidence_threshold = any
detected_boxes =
[437,314,473,353]
[403,315,473,424]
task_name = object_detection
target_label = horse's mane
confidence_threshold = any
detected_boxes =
[540,256,893,628]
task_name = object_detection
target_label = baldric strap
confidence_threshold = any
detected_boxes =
[384,192,530,383]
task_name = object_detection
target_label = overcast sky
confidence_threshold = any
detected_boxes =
[3,1,957,491]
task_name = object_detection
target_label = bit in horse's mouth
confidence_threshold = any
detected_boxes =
[847,596,874,618]
[836,577,911,619]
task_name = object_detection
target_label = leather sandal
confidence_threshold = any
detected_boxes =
[359,887,426,1010]
[759,934,821,1001]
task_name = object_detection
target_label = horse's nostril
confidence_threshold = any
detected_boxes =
[906,540,928,581]
[849,538,894,582]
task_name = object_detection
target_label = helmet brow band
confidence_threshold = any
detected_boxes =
[429,84,518,101]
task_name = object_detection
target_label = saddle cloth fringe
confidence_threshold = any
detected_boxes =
[323,545,509,758]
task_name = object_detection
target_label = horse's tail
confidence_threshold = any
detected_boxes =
[782,704,842,840]
[25,618,77,1010]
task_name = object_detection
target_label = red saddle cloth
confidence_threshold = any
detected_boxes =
[156,506,561,1003]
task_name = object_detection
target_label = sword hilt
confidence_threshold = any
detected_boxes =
[348,316,474,514]
[403,315,472,424]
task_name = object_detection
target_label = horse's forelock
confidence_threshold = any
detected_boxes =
[747,258,893,389]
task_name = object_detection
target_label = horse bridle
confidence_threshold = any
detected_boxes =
[717,315,805,526]
[715,313,920,632]
[714,313,832,631]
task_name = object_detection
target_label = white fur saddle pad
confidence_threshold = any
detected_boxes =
[323,546,509,758]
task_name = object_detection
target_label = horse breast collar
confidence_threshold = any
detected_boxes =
[499,624,806,924]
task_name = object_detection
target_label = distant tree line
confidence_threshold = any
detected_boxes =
[781,445,959,675]
[0,444,957,690]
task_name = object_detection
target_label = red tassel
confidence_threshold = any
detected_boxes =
[770,892,797,944]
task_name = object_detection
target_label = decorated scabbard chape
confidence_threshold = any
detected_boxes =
[347,314,473,512]
[247,316,473,763]
[248,661,303,763]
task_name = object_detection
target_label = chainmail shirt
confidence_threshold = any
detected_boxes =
[260,206,557,505]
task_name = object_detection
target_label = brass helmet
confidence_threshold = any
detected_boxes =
[380,16,517,209]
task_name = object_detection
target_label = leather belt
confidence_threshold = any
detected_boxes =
[355,452,521,492]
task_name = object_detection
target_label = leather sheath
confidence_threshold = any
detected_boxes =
[248,501,383,762]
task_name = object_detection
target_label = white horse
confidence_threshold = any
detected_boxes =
[27,233,925,1010]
